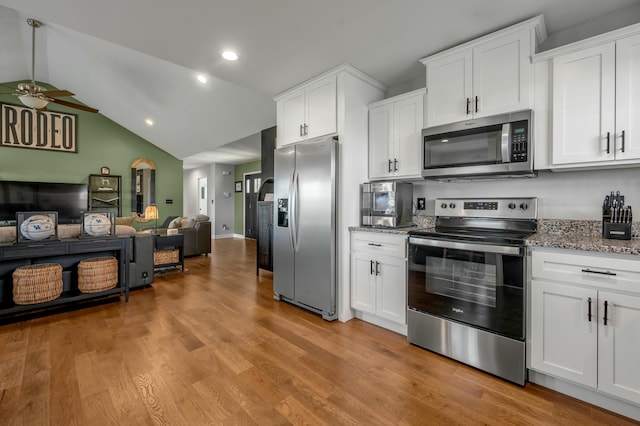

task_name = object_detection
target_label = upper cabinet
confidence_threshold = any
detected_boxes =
[551,33,640,168]
[421,16,545,127]
[368,89,425,180]
[275,74,337,146]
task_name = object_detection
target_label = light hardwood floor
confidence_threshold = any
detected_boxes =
[0,238,637,425]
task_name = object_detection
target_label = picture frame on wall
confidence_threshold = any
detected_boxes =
[235,181,242,193]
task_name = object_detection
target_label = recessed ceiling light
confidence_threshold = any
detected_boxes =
[196,74,207,84]
[145,119,154,126]
[222,51,238,61]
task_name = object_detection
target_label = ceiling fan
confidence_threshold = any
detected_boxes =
[0,18,98,113]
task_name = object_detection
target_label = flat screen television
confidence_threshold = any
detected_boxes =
[0,180,88,225]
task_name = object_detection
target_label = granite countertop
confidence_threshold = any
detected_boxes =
[526,233,640,255]
[527,219,640,256]
[349,225,420,235]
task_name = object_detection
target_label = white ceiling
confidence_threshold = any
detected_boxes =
[0,0,638,169]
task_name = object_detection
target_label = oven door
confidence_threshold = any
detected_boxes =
[408,237,525,340]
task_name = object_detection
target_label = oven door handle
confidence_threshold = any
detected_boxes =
[409,237,522,256]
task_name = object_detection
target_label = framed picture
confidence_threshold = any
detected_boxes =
[235,181,242,192]
[101,166,110,175]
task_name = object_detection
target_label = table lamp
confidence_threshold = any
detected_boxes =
[144,204,159,231]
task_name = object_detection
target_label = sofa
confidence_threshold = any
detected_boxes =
[0,223,154,290]
[162,214,212,257]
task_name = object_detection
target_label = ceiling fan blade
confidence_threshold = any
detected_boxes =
[48,98,99,113]
[41,89,74,98]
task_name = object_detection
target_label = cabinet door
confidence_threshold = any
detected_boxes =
[351,252,376,314]
[598,291,640,404]
[277,89,306,147]
[615,34,640,162]
[425,49,473,126]
[393,94,423,179]
[368,103,393,179]
[375,254,406,325]
[305,75,337,140]
[473,28,530,118]
[552,43,616,165]
[530,280,598,388]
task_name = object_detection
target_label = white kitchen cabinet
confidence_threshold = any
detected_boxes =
[351,232,407,329]
[422,17,544,127]
[530,248,640,405]
[551,33,640,168]
[275,74,337,146]
[368,89,425,180]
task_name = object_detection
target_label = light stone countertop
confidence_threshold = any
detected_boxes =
[526,233,640,256]
[348,226,421,235]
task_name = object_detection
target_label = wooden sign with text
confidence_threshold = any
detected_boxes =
[1,103,78,153]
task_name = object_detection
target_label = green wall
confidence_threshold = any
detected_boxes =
[0,81,183,224]
[233,160,261,234]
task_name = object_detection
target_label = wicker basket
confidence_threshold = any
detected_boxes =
[78,257,118,293]
[13,263,63,305]
[154,249,179,265]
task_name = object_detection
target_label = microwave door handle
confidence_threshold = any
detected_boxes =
[501,123,511,163]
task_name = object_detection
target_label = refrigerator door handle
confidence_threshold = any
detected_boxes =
[291,170,300,253]
[288,170,295,250]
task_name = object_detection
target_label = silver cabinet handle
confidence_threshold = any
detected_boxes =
[370,260,375,275]
[581,268,616,276]
[299,124,304,137]
[606,132,611,154]
[388,159,392,173]
[621,130,625,153]
[394,158,398,172]
[304,124,308,136]
[367,242,382,247]
[466,97,470,115]
[375,261,380,276]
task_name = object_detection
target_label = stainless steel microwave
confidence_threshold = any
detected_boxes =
[421,110,534,180]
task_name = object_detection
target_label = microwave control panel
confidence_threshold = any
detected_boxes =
[510,120,528,162]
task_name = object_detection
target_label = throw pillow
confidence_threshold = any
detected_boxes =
[0,226,16,243]
[180,218,195,228]
[168,217,182,229]
[115,225,137,236]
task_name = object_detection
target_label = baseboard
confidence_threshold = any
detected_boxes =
[353,311,407,336]
[233,233,245,239]
[214,234,234,239]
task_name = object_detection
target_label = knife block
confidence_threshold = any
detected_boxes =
[602,208,632,240]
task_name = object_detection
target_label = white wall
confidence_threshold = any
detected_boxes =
[183,165,209,216]
[212,163,235,238]
[413,168,640,220]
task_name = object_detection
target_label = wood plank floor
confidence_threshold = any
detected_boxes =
[0,238,637,425]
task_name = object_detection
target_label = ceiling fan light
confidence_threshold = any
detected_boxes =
[19,95,49,109]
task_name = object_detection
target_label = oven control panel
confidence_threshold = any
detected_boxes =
[435,198,538,219]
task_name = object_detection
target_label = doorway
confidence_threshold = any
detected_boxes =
[244,172,261,239]
[198,177,208,216]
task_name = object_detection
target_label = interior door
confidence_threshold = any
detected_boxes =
[244,172,261,239]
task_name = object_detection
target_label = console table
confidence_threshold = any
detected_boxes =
[153,232,184,271]
[0,236,130,321]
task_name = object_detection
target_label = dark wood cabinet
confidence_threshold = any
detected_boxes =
[256,201,273,274]
[0,237,130,321]
[88,174,122,216]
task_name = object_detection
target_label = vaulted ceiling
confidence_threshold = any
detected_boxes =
[0,0,638,168]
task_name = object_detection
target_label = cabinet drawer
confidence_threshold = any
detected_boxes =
[70,238,125,254]
[531,248,640,294]
[351,232,406,257]
[1,241,68,259]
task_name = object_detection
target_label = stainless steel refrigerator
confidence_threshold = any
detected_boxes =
[273,136,337,321]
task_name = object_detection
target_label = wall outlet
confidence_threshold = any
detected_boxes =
[417,198,426,210]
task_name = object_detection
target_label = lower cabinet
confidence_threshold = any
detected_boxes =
[530,248,640,405]
[351,232,407,329]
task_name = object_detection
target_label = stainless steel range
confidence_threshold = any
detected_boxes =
[407,197,537,385]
